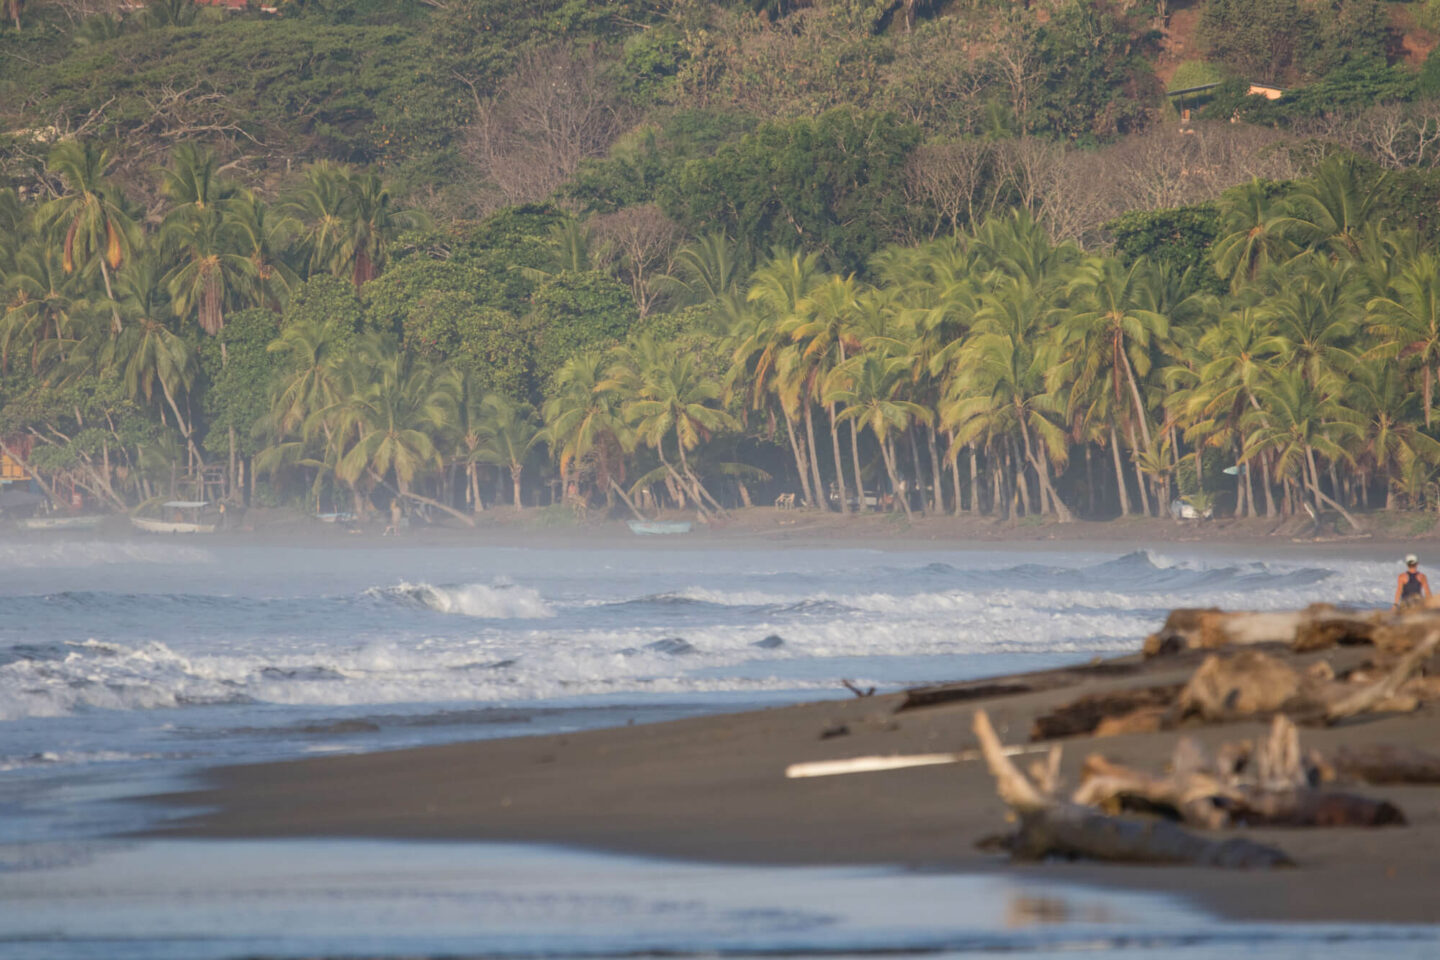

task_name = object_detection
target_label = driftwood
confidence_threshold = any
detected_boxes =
[1030,685,1183,740]
[1146,602,1440,660]
[1071,717,1406,829]
[973,709,1293,868]
[1333,744,1440,784]
[1325,629,1440,722]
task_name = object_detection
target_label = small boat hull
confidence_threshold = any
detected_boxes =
[627,520,693,535]
[17,515,104,531]
[131,517,216,534]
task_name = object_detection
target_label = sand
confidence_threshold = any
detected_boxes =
[161,640,1440,925]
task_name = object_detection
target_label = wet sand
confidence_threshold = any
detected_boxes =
[161,641,1440,925]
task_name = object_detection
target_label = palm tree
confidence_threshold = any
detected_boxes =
[941,276,1073,521]
[1347,356,1440,510]
[343,169,427,286]
[473,393,543,509]
[1286,154,1384,262]
[37,141,137,331]
[332,345,458,505]
[613,339,739,515]
[227,189,299,312]
[1056,256,1172,515]
[542,350,630,503]
[158,143,235,216]
[743,248,826,507]
[1255,254,1361,387]
[1242,367,1364,531]
[1211,180,1298,293]
[829,353,932,520]
[1367,253,1440,426]
[791,272,863,513]
[162,204,254,336]
[1,243,86,371]
[284,161,352,282]
[267,317,351,437]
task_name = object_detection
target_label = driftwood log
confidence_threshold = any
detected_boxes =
[1333,744,1440,784]
[1071,716,1405,829]
[1145,603,1440,659]
[973,709,1293,868]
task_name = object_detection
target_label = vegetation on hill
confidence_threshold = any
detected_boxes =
[6,0,1440,526]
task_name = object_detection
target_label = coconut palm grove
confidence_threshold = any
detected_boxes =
[6,0,1440,528]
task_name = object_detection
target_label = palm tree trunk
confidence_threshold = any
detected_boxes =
[99,258,122,333]
[949,434,963,517]
[1126,421,1151,517]
[1120,349,1154,452]
[881,436,913,519]
[1085,444,1097,516]
[803,402,826,511]
[1010,435,1032,517]
[782,409,814,507]
[969,442,980,515]
[827,403,849,514]
[1109,424,1131,516]
[511,463,524,509]
[907,428,926,514]
[927,425,945,515]
[1305,444,1364,532]
[850,418,866,512]
[1260,450,1277,517]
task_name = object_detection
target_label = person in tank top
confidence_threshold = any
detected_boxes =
[1394,555,1431,609]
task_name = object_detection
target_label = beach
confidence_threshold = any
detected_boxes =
[3,524,1439,955]
[165,639,1440,926]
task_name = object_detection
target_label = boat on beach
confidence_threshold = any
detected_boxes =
[627,520,693,535]
[130,500,218,534]
[16,514,104,531]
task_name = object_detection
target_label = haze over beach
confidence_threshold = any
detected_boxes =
[0,525,1438,957]
[8,0,1440,955]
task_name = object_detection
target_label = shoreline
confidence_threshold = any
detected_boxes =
[20,506,1440,561]
[157,641,1440,926]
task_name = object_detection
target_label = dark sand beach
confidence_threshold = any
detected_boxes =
[164,636,1440,925]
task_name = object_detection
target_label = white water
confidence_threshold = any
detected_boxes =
[0,538,1417,958]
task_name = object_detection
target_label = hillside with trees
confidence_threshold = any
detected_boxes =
[6,0,1440,527]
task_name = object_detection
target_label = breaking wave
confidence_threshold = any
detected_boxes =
[368,581,555,619]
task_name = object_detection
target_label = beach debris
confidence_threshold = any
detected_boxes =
[972,709,1294,868]
[1145,602,1440,661]
[819,724,850,740]
[841,679,876,698]
[897,681,1034,712]
[1323,628,1440,723]
[1332,744,1440,784]
[1073,716,1406,829]
[1174,651,1304,723]
[1031,685,1183,740]
[784,744,1052,779]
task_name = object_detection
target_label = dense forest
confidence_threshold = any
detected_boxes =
[5,0,1440,526]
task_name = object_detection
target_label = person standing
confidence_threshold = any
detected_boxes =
[1394,554,1431,608]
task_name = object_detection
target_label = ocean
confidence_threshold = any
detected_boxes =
[0,536,1431,958]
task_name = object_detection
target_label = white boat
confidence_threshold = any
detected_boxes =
[131,516,216,534]
[627,520,693,535]
[17,515,104,531]
[131,500,217,534]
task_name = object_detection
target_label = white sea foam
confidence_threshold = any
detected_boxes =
[0,540,215,569]
[370,581,555,619]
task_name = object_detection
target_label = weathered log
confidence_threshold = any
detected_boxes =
[1332,744,1440,785]
[1144,608,1307,656]
[1030,685,1183,740]
[1094,706,1167,737]
[1325,629,1440,723]
[1292,611,1378,652]
[973,710,1293,869]
[1231,790,1405,827]
[1174,651,1303,723]
[1071,752,1238,829]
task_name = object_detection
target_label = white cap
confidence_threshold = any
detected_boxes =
[1406,554,1419,565]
